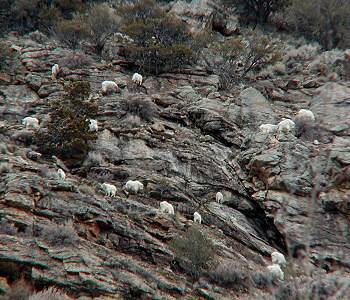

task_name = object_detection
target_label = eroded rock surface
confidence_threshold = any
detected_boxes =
[1,19,350,300]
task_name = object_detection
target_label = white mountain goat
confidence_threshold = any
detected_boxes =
[51,64,60,80]
[101,81,120,95]
[88,119,98,132]
[124,180,144,194]
[101,183,117,197]
[277,119,296,134]
[259,124,277,134]
[22,117,40,129]
[57,169,66,180]
[267,264,284,281]
[193,212,202,224]
[271,252,286,267]
[216,192,223,204]
[296,109,315,122]
[132,73,143,85]
[159,201,174,215]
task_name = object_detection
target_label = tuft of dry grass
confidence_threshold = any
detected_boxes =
[28,287,70,300]
[209,260,253,292]
[121,94,157,122]
[121,115,142,129]
[83,151,104,168]
[40,220,78,247]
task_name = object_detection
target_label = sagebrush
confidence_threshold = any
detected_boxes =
[54,18,89,49]
[83,4,120,54]
[170,225,215,279]
[120,0,199,74]
[226,0,288,25]
[121,94,157,122]
[284,0,350,49]
[40,220,78,247]
[211,29,282,89]
[209,261,252,291]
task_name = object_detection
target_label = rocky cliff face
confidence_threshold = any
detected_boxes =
[0,2,350,299]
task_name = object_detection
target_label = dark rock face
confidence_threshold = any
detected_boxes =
[239,131,350,263]
[0,23,350,299]
[240,87,277,129]
[311,83,350,135]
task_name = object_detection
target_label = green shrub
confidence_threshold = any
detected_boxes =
[9,0,42,32]
[225,0,288,25]
[0,0,12,35]
[284,0,350,49]
[170,225,215,279]
[34,81,98,166]
[54,4,119,52]
[0,0,13,29]
[122,19,194,74]
[120,0,198,74]
[126,43,193,75]
[54,18,89,49]
[1,0,89,35]
[122,17,192,48]
[211,29,282,88]
[37,5,63,33]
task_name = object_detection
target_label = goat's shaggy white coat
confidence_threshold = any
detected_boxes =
[271,252,286,267]
[267,264,284,281]
[22,117,39,129]
[101,183,117,197]
[277,119,296,134]
[124,180,144,194]
[88,119,98,132]
[159,201,174,215]
[216,192,223,203]
[132,73,143,85]
[51,64,60,80]
[193,212,202,224]
[296,109,315,122]
[57,169,66,180]
[101,81,120,95]
[259,124,277,134]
